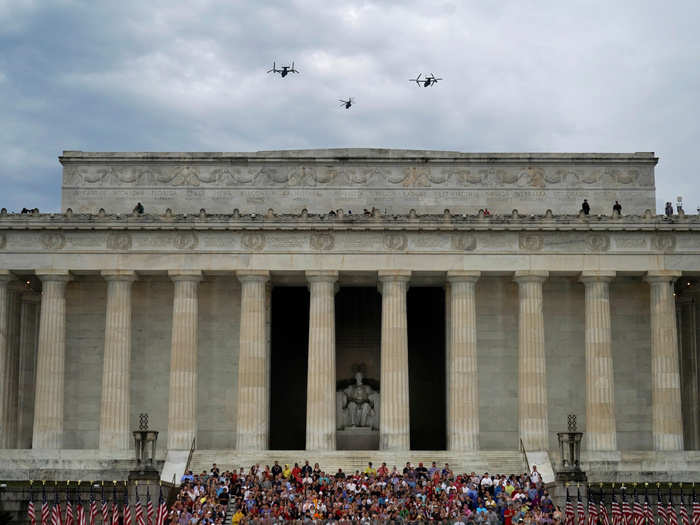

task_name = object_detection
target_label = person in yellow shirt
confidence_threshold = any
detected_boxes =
[282,464,291,478]
[363,461,377,475]
[231,508,244,524]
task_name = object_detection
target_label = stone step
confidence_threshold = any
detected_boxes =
[188,450,526,477]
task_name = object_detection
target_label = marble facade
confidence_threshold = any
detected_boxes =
[0,150,699,480]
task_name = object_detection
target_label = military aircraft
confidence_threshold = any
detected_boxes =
[339,98,354,109]
[267,61,299,77]
[408,73,443,87]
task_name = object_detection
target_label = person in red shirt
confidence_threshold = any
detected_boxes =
[504,503,516,525]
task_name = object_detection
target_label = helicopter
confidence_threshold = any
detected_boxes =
[408,73,443,87]
[339,97,354,109]
[267,61,299,77]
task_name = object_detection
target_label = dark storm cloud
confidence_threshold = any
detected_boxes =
[1,0,699,211]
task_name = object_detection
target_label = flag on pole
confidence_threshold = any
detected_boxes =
[124,488,132,525]
[100,485,108,525]
[89,487,97,525]
[612,489,622,525]
[28,484,37,525]
[565,488,575,525]
[623,491,633,525]
[601,497,611,525]
[633,491,645,525]
[155,487,167,525]
[42,485,50,525]
[669,499,679,525]
[111,486,119,525]
[76,491,85,525]
[692,490,700,525]
[645,492,655,525]
[659,492,668,525]
[146,486,154,525]
[135,487,145,525]
[578,489,587,525]
[680,493,690,525]
[589,495,600,525]
[51,489,62,525]
[65,487,74,525]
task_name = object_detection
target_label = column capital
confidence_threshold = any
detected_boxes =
[305,270,339,284]
[236,270,270,284]
[513,270,548,284]
[168,270,202,282]
[446,270,481,283]
[377,270,411,283]
[580,270,616,284]
[101,270,138,282]
[0,270,17,283]
[645,270,683,284]
[35,270,71,283]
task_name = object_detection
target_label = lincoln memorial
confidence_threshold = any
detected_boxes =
[0,149,698,482]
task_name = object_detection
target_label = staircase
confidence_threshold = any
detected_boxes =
[188,450,526,476]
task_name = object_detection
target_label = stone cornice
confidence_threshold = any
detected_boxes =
[59,150,659,165]
[0,211,698,232]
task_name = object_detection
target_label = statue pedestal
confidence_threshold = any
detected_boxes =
[336,427,379,450]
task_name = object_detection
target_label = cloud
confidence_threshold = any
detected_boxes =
[0,0,699,211]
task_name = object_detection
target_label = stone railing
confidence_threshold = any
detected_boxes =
[1,208,699,229]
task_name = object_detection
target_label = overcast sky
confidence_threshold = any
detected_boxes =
[1,0,699,213]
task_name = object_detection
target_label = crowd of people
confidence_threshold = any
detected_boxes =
[173,461,555,524]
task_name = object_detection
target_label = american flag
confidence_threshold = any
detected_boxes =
[565,489,575,525]
[89,488,97,525]
[51,491,62,525]
[146,487,153,525]
[76,494,85,525]
[669,499,679,525]
[124,489,132,525]
[111,489,119,525]
[612,492,623,525]
[589,497,600,525]
[633,492,645,525]
[135,488,145,525]
[28,485,36,525]
[693,491,700,525]
[42,485,50,525]
[645,494,655,525]
[601,499,611,525]
[578,490,587,525]
[65,489,73,525]
[100,486,108,525]
[155,487,167,525]
[623,492,633,525]
[679,494,690,525]
[659,494,668,525]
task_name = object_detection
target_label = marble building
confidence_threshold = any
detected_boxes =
[0,149,699,480]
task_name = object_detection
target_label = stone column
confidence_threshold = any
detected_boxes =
[580,271,617,451]
[99,270,137,450]
[378,270,411,450]
[17,291,40,449]
[1,282,22,448]
[167,270,202,450]
[645,270,684,451]
[33,270,71,449]
[0,272,15,448]
[305,270,338,450]
[235,270,270,450]
[514,270,549,451]
[446,271,480,451]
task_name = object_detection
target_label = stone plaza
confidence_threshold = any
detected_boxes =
[0,149,698,482]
